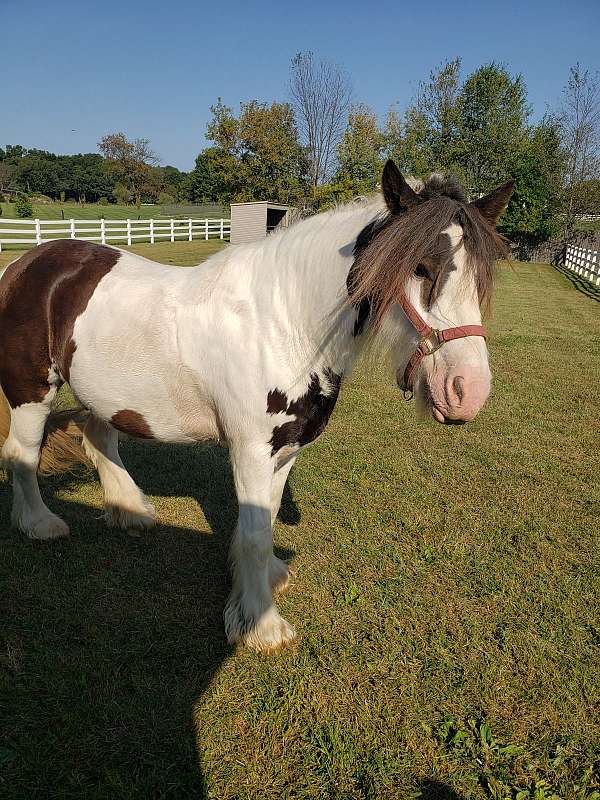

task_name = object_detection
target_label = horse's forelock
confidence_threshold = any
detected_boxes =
[349,193,509,326]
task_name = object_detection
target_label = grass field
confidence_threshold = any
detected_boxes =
[0,240,228,270]
[0,201,227,221]
[0,242,599,800]
[576,219,600,233]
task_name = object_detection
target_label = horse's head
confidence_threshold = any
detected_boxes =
[350,160,513,424]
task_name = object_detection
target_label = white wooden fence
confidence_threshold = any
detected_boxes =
[0,217,231,251]
[564,244,600,285]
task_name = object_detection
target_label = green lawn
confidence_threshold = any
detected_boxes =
[0,239,228,270]
[0,201,227,221]
[0,245,599,800]
[575,219,600,233]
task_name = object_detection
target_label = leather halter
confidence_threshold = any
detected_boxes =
[398,294,487,397]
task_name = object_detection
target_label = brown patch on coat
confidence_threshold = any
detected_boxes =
[0,240,119,407]
[111,409,154,439]
[267,369,342,456]
[267,389,288,414]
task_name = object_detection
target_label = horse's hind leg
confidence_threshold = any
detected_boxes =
[82,415,155,530]
[268,455,297,594]
[2,385,69,539]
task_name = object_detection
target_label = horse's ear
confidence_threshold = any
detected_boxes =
[381,160,421,214]
[471,180,515,226]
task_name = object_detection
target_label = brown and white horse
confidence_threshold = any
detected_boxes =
[0,161,512,651]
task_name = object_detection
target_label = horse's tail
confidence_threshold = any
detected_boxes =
[0,385,91,475]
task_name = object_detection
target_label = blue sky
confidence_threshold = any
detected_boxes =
[3,0,599,171]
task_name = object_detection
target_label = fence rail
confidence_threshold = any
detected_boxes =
[0,217,231,251]
[564,244,600,285]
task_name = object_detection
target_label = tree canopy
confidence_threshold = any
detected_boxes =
[185,99,309,204]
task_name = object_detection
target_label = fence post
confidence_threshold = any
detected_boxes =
[150,218,154,244]
[35,218,42,245]
[100,218,106,245]
[170,219,174,243]
[220,218,224,240]
[70,219,75,239]
[188,218,192,242]
[205,219,209,241]
[127,219,132,246]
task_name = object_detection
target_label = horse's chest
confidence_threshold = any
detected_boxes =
[266,369,342,457]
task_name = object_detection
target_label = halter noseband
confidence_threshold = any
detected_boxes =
[398,294,487,398]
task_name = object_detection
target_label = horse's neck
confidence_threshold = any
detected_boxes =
[237,200,384,377]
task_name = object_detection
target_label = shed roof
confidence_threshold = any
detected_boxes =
[230,201,292,210]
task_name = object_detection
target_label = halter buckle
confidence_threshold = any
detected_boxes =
[420,329,443,356]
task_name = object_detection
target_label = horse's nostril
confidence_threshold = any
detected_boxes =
[453,376,464,403]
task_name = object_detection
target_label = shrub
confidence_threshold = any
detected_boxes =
[158,191,175,205]
[113,183,130,204]
[15,195,34,218]
[98,196,109,206]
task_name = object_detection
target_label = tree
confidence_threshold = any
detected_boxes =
[383,104,432,177]
[416,58,463,172]
[13,149,61,197]
[185,146,238,203]
[190,99,309,204]
[113,183,130,204]
[336,104,384,195]
[0,144,26,164]
[62,154,115,203]
[500,120,565,255]
[14,195,33,218]
[556,64,600,236]
[190,99,243,201]
[237,100,309,203]
[290,51,352,191]
[382,60,462,179]
[160,165,187,201]
[98,132,159,207]
[0,161,16,192]
[206,98,240,154]
[569,179,600,215]
[457,63,530,194]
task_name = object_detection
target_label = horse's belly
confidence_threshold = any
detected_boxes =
[67,296,219,443]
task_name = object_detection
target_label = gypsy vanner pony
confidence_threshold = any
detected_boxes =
[0,162,513,651]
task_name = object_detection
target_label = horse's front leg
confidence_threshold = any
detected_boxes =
[224,442,296,652]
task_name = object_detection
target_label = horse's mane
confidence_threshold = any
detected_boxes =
[348,173,509,326]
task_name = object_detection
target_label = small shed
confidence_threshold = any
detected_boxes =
[230,201,294,245]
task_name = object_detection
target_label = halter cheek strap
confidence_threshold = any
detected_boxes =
[398,294,487,397]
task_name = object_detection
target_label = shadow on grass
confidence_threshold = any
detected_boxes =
[417,780,465,799]
[553,262,600,302]
[0,442,298,799]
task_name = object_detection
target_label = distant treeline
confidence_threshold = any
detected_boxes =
[0,144,187,205]
[2,56,599,252]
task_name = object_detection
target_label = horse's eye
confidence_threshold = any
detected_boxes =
[414,264,430,279]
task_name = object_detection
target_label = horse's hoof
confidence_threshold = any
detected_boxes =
[24,513,70,540]
[104,502,156,530]
[224,599,296,653]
